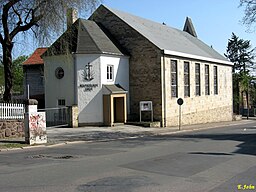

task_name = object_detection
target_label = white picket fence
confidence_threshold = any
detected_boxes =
[0,103,25,120]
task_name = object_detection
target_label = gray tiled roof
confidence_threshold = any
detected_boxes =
[44,19,124,56]
[77,19,123,55]
[104,5,228,62]
[104,84,127,94]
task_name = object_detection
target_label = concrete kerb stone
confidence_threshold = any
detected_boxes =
[0,120,254,151]
[157,120,255,136]
[44,120,253,148]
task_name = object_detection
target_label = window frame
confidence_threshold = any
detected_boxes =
[214,66,218,95]
[107,65,114,81]
[195,63,201,96]
[205,64,210,95]
[58,99,66,106]
[171,60,178,98]
[184,61,190,97]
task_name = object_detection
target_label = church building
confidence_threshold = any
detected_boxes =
[43,5,233,127]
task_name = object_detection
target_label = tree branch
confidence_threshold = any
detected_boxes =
[10,14,43,39]
[24,9,32,24]
[11,5,22,26]
[0,34,3,44]
[2,0,21,40]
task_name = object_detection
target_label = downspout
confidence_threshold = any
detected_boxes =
[162,50,167,127]
[73,53,78,105]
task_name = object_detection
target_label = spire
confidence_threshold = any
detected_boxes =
[183,17,197,38]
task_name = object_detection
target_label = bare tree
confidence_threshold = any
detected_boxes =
[240,0,256,30]
[0,0,99,102]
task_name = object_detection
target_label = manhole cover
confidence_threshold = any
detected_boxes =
[27,154,77,160]
[54,155,74,159]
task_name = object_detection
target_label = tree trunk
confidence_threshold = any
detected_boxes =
[2,42,13,102]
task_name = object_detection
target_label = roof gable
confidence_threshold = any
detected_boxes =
[44,19,124,57]
[23,48,47,65]
[90,5,229,64]
[183,17,197,38]
[43,20,79,56]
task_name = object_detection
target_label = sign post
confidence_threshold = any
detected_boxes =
[177,98,184,131]
[139,101,153,122]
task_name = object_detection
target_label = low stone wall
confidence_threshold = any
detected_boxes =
[0,120,24,139]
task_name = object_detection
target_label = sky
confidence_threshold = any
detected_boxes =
[102,0,255,55]
[15,0,255,58]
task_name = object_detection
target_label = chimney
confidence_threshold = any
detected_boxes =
[67,8,78,29]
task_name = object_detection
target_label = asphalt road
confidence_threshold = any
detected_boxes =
[1,121,256,192]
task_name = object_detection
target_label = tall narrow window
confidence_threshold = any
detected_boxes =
[171,60,178,98]
[184,61,190,97]
[214,66,218,95]
[205,65,210,95]
[107,65,114,81]
[195,63,201,96]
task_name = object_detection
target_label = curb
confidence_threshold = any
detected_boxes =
[0,120,254,152]
[157,120,255,136]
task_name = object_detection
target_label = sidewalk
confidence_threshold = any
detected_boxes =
[46,119,254,144]
[0,119,254,150]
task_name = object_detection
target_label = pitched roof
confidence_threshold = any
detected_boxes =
[44,19,124,57]
[77,20,124,55]
[23,48,47,65]
[91,5,231,64]
[103,84,127,94]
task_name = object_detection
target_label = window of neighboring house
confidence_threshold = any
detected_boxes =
[107,65,114,81]
[58,99,65,106]
[214,66,218,95]
[184,61,190,97]
[195,63,201,96]
[171,60,178,98]
[205,65,210,95]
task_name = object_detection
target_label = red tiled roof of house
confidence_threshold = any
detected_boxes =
[23,48,47,65]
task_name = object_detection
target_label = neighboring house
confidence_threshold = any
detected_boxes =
[23,48,47,109]
[43,5,233,127]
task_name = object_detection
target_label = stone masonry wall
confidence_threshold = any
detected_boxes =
[91,7,163,122]
[164,56,233,127]
[91,6,233,126]
[0,120,24,139]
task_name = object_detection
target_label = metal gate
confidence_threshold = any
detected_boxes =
[38,107,70,127]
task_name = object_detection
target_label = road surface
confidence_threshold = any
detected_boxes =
[0,121,256,192]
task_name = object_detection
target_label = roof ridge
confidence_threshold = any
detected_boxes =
[92,5,228,63]
[100,4,182,33]
[23,47,47,65]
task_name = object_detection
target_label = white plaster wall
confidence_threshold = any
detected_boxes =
[100,55,130,113]
[76,54,101,124]
[44,54,75,108]
[77,54,129,124]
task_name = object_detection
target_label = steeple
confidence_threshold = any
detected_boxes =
[183,17,197,38]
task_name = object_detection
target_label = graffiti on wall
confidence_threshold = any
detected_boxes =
[29,112,47,144]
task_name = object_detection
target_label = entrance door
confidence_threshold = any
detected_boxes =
[114,97,125,123]
[103,92,127,126]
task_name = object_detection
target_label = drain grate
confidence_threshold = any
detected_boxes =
[27,154,77,160]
